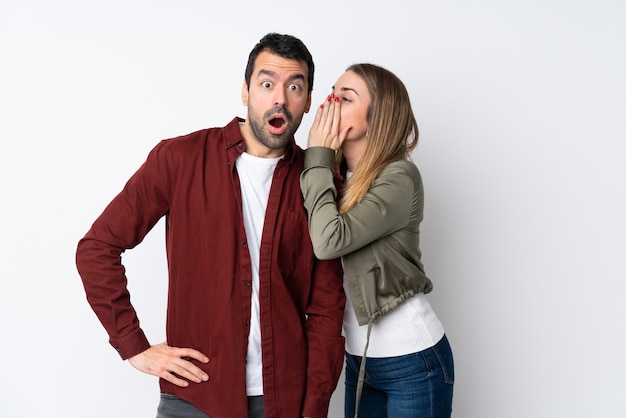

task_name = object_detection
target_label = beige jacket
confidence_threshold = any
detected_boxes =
[300,147,433,327]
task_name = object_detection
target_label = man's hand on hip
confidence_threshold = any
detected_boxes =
[129,341,210,387]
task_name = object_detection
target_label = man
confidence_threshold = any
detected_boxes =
[76,33,345,418]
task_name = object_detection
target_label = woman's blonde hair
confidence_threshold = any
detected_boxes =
[338,63,419,213]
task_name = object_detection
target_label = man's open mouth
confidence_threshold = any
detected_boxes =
[269,116,286,128]
[268,115,288,134]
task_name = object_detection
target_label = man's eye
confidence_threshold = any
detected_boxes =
[262,81,272,88]
[289,84,302,91]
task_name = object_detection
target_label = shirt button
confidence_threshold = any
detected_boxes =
[244,281,251,287]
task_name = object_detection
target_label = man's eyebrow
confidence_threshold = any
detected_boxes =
[258,69,277,78]
[288,73,306,83]
[333,85,360,96]
[258,69,306,83]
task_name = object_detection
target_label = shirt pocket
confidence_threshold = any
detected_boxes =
[277,209,314,295]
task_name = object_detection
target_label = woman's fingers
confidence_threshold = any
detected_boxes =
[307,93,342,150]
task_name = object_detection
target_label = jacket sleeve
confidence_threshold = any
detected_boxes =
[300,147,416,260]
[301,255,346,418]
[75,141,171,359]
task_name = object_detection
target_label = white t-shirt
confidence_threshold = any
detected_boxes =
[236,151,282,396]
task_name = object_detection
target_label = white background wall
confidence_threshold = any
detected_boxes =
[1,0,624,417]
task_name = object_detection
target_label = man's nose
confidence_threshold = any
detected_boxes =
[273,87,286,106]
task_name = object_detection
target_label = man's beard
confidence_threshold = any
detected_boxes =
[248,106,302,150]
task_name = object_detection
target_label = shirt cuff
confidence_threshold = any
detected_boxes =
[110,328,150,360]
[304,147,336,170]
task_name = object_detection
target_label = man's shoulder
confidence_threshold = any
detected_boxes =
[163,125,224,146]
[156,118,241,154]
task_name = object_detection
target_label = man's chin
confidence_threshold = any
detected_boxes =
[260,132,292,150]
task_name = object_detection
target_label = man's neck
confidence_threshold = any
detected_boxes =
[239,120,286,159]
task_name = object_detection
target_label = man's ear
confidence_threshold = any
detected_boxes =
[241,81,249,106]
[304,90,312,113]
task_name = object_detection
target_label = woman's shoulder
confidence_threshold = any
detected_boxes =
[380,159,421,180]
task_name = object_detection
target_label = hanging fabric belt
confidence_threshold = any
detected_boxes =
[353,320,374,418]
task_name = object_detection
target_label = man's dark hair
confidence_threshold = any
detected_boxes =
[244,33,314,93]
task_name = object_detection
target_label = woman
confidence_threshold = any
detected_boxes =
[300,63,454,418]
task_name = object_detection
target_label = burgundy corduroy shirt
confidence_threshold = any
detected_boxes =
[76,117,345,418]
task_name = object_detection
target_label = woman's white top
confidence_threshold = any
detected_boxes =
[343,289,445,357]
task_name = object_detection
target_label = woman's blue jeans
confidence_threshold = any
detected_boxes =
[344,335,454,418]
